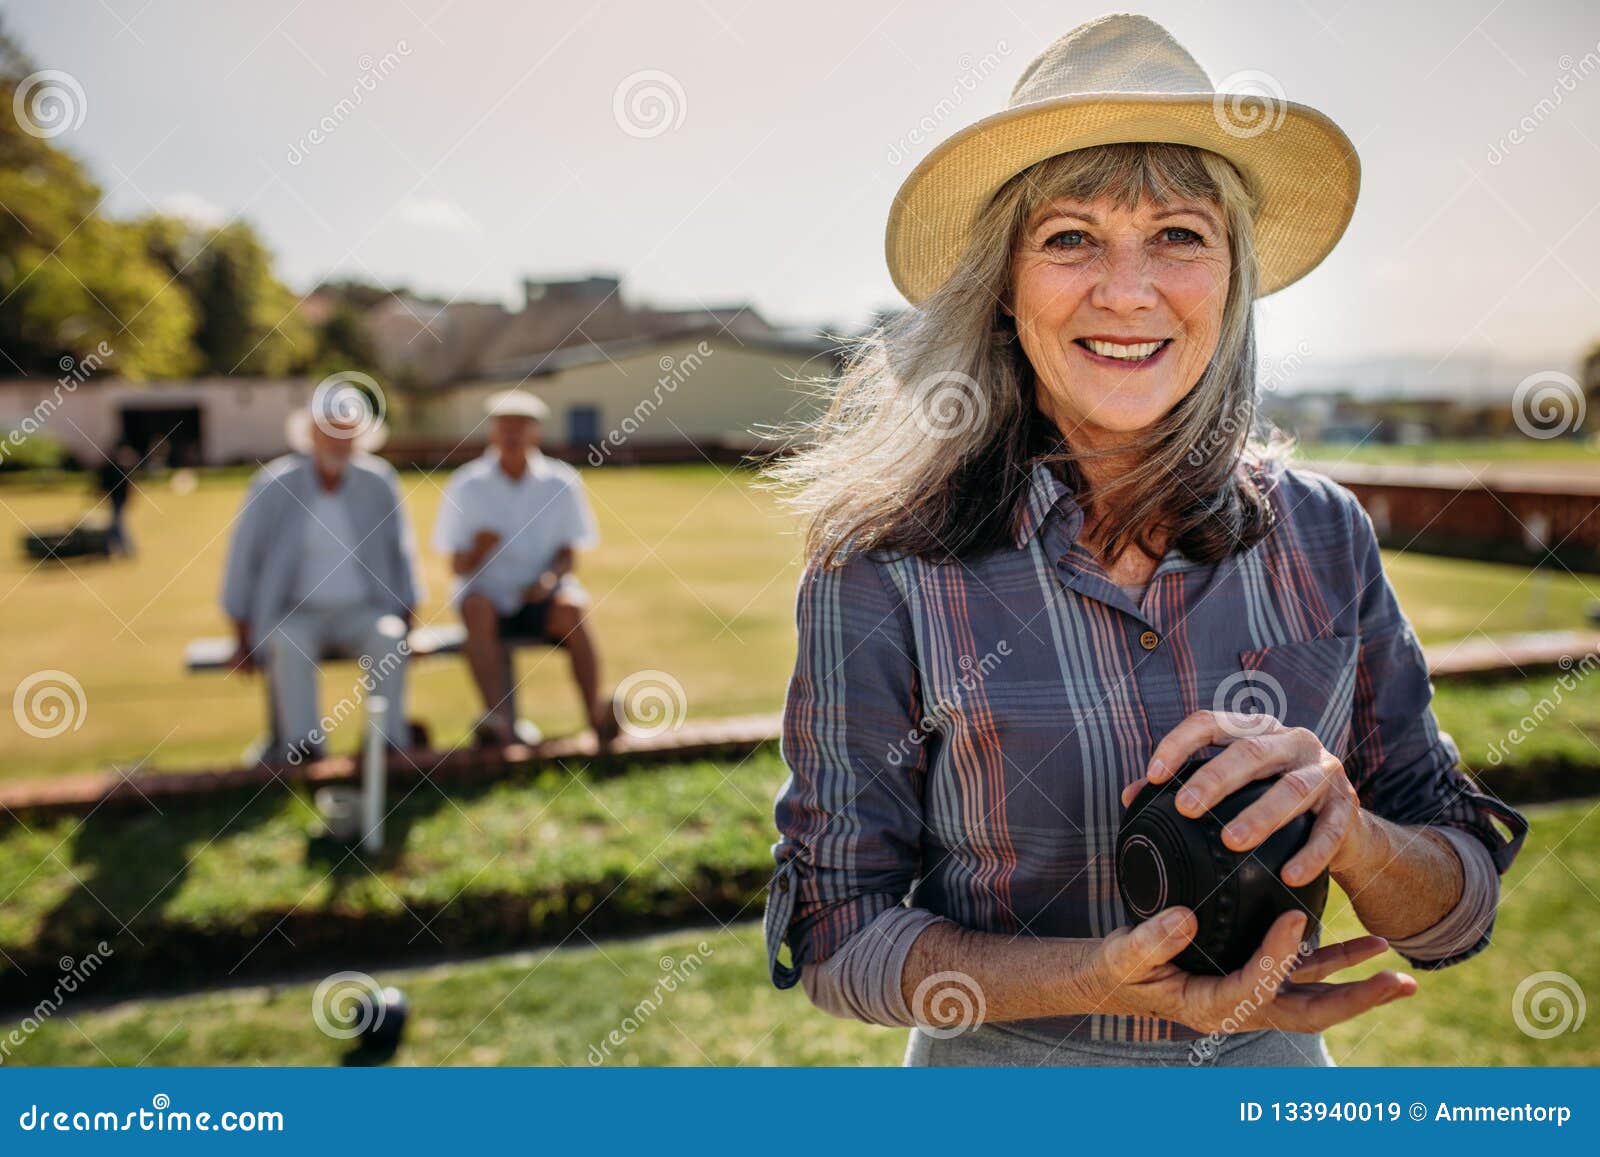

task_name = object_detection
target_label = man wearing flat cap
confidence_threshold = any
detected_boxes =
[433,389,619,747]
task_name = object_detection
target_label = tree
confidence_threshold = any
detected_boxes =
[137,216,313,377]
[0,19,196,379]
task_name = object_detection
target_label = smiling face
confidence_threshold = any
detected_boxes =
[1009,194,1232,444]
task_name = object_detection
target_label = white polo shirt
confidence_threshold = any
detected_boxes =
[433,450,599,613]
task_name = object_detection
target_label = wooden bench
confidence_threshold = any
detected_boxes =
[185,623,554,757]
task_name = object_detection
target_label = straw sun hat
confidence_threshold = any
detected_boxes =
[885,11,1361,305]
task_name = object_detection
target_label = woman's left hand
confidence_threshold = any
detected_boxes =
[1119,710,1373,887]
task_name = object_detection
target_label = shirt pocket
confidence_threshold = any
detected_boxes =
[1234,635,1361,761]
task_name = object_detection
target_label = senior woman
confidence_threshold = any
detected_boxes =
[763,13,1529,1067]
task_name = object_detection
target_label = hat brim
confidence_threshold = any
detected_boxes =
[285,409,389,454]
[885,92,1360,305]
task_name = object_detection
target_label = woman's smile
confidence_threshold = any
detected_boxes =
[1071,336,1175,370]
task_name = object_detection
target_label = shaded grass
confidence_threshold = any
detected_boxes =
[6,798,1594,1067]
[0,750,789,1002]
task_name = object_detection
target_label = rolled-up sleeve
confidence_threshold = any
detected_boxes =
[1342,494,1530,968]
[765,550,929,991]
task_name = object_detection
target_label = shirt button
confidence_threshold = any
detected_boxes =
[777,873,790,893]
[1139,629,1160,651]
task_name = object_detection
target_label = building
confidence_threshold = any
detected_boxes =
[375,273,840,465]
[0,376,307,468]
[399,329,838,467]
[1260,353,1583,443]
[0,274,841,469]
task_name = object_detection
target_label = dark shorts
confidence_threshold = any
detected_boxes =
[497,598,555,642]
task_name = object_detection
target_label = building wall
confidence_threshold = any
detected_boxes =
[404,336,830,460]
[0,378,311,466]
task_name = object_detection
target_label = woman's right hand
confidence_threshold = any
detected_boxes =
[1086,907,1417,1034]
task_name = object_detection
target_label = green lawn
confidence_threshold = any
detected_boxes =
[4,462,1600,782]
[0,751,789,995]
[0,464,804,780]
[1294,438,1600,470]
[6,798,1594,1067]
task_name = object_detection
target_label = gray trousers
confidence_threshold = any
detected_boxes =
[904,1024,1336,1067]
[264,604,409,757]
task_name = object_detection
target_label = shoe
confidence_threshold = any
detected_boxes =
[472,714,512,749]
[591,698,623,750]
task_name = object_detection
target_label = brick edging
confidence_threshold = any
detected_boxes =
[0,714,783,822]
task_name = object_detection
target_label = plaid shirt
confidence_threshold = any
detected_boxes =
[765,458,1530,1044]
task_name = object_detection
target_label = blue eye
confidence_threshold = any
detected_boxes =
[1164,227,1203,244]
[1045,229,1085,249]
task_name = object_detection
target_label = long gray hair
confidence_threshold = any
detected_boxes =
[768,142,1289,569]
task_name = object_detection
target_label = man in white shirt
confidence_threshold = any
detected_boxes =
[433,389,618,747]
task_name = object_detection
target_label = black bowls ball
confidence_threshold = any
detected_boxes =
[1115,756,1329,975]
[360,986,409,1050]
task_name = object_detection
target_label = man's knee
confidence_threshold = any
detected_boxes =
[263,626,308,670]
[545,598,589,644]
[361,614,410,670]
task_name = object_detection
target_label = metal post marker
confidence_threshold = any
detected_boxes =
[363,695,388,854]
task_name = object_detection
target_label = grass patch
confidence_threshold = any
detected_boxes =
[5,463,1600,783]
[0,749,789,1005]
[1439,673,1600,783]
[1293,440,1600,470]
[0,463,803,781]
[6,798,1594,1067]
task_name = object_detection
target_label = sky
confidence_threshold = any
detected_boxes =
[7,0,1600,376]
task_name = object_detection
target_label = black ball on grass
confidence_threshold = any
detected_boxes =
[360,986,408,1049]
